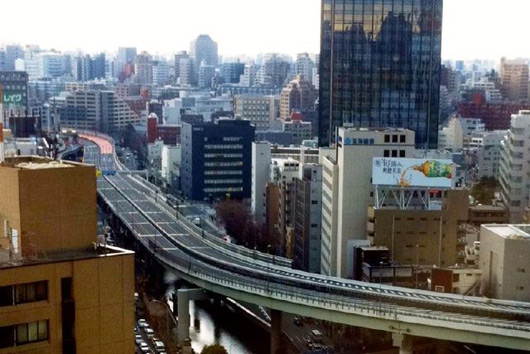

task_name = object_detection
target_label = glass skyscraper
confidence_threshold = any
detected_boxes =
[319,0,443,148]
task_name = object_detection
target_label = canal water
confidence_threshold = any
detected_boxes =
[165,281,269,354]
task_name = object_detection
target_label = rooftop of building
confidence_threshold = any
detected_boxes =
[469,204,507,212]
[339,127,413,133]
[0,243,134,270]
[1,156,83,170]
[482,224,530,240]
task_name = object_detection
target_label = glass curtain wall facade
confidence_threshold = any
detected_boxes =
[319,0,443,148]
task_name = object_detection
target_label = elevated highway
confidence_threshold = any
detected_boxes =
[82,133,530,353]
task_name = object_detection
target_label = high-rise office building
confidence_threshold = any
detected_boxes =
[152,59,169,86]
[5,44,24,71]
[135,51,153,85]
[221,62,245,84]
[174,51,189,82]
[198,61,215,89]
[181,118,255,201]
[190,35,218,77]
[319,0,443,148]
[117,47,137,80]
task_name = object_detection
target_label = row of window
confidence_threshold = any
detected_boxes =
[204,153,243,158]
[204,179,243,184]
[384,134,407,143]
[203,187,244,193]
[383,150,406,157]
[0,320,48,349]
[204,162,243,167]
[0,281,48,307]
[204,170,243,176]
[204,144,243,149]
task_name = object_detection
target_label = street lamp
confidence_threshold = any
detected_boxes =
[406,244,426,289]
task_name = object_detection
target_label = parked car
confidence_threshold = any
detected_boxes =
[135,334,142,345]
[293,317,303,326]
[145,328,155,339]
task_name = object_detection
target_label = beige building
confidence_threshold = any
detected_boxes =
[320,128,416,277]
[480,224,530,301]
[368,190,469,269]
[500,58,529,103]
[0,157,134,354]
[468,205,508,229]
[234,95,278,131]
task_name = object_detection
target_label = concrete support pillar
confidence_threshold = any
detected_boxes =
[392,333,413,354]
[176,288,208,345]
[270,309,282,354]
[392,333,443,354]
[177,290,190,344]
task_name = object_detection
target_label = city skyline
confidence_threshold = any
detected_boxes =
[1,0,530,61]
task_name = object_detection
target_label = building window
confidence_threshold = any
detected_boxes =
[311,200,318,205]
[384,135,390,143]
[384,150,390,157]
[400,135,406,143]
[392,150,398,157]
[517,268,526,273]
[0,281,47,307]
[392,135,398,143]
[516,286,525,291]
[16,320,48,345]
[399,150,406,157]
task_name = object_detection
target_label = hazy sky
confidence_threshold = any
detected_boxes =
[1,0,530,61]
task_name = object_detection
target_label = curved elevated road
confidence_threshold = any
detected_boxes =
[82,133,530,351]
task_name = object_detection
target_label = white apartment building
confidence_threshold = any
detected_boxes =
[270,157,301,254]
[239,63,256,87]
[251,143,320,227]
[321,128,415,278]
[252,142,272,226]
[476,130,506,179]
[438,117,485,150]
[499,111,530,222]
[295,53,315,84]
[480,224,530,301]
[161,144,182,190]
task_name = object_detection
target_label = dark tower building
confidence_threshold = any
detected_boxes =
[319,0,443,148]
[181,118,255,201]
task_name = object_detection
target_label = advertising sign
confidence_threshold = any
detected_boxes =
[2,91,26,107]
[372,158,454,188]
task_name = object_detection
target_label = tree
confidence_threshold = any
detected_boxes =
[471,177,499,204]
[201,344,228,354]
[216,199,251,244]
